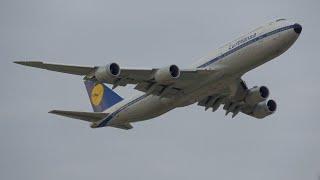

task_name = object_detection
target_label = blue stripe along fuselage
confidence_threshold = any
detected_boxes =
[197,24,297,68]
[97,24,298,127]
[97,94,149,127]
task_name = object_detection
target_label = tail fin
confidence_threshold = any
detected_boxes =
[84,80,123,112]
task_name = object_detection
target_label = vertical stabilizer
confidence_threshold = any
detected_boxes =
[84,80,123,112]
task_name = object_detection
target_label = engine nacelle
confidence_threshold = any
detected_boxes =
[252,99,277,119]
[95,63,121,82]
[245,86,269,105]
[154,65,180,84]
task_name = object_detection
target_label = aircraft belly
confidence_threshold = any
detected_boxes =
[116,95,176,123]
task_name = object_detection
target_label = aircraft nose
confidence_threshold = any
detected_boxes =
[293,23,302,34]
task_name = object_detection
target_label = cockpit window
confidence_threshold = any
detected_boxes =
[276,18,286,22]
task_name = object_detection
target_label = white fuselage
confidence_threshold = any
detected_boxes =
[97,19,301,127]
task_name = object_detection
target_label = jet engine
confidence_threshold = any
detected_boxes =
[95,63,121,82]
[252,99,277,119]
[154,65,180,84]
[245,86,269,105]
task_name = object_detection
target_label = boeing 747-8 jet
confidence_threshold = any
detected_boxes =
[15,19,302,130]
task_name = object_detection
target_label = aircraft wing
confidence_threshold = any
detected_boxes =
[197,78,248,118]
[15,61,220,98]
[197,78,277,119]
[14,61,94,75]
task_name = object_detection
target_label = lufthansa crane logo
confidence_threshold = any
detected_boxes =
[91,84,104,106]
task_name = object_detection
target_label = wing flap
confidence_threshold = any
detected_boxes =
[49,110,108,122]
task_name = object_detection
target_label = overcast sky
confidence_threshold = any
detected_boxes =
[1,0,319,180]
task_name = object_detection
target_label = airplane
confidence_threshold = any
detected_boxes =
[15,19,302,130]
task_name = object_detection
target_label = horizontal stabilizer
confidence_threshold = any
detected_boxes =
[49,110,107,122]
[14,61,94,75]
[110,123,133,130]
